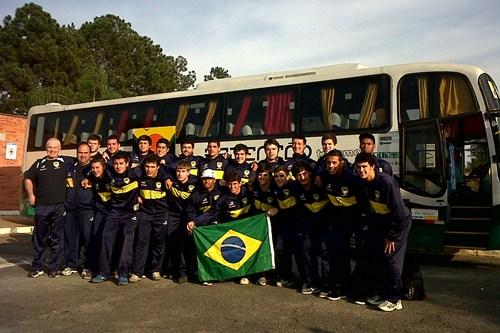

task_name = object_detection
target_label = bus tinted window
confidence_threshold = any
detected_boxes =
[300,75,390,133]
[174,98,221,138]
[225,88,296,137]
[400,73,477,122]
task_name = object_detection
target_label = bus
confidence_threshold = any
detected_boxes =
[23,62,500,250]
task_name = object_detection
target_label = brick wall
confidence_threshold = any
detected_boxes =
[0,113,27,211]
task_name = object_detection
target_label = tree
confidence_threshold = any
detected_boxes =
[204,66,231,81]
[79,15,195,97]
[0,3,85,114]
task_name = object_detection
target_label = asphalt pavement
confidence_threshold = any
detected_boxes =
[0,233,499,333]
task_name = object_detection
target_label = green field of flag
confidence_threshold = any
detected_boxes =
[193,213,275,282]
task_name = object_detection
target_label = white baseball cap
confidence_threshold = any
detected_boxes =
[201,168,215,179]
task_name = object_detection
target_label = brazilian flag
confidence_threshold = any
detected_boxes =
[193,213,275,282]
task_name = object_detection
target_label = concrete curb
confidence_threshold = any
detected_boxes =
[0,226,33,235]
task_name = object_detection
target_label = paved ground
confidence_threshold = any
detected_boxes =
[1,234,499,333]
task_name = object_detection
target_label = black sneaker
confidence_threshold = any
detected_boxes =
[30,270,44,278]
[301,283,315,295]
[174,275,188,284]
[48,271,61,278]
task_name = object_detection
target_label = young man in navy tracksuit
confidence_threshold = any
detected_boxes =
[352,152,411,312]
[129,154,169,283]
[91,151,140,286]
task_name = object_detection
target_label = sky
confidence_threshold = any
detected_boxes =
[1,0,500,84]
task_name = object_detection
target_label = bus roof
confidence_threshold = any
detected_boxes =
[27,62,486,116]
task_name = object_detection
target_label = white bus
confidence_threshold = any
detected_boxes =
[23,62,500,250]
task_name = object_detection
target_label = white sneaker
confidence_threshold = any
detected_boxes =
[202,281,213,286]
[151,272,161,281]
[128,273,142,283]
[378,300,403,312]
[257,277,267,286]
[367,295,384,305]
[62,267,77,276]
[239,277,250,285]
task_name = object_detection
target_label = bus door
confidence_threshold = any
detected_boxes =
[441,113,494,248]
[487,111,500,249]
[400,118,447,250]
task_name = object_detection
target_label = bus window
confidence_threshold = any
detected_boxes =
[400,73,477,122]
[225,89,296,137]
[301,75,390,133]
[174,98,221,138]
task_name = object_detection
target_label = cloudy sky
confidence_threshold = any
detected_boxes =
[2,0,500,84]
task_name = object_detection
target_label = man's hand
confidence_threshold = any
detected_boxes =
[165,179,173,190]
[384,239,396,254]
[267,208,278,217]
[81,178,92,189]
[186,221,196,234]
[28,194,36,207]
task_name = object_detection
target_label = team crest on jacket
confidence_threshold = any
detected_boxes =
[191,161,196,167]
[341,186,349,196]
[242,198,248,204]
[244,170,250,176]
[283,189,290,196]
[156,182,162,189]
[95,183,100,190]
[374,190,381,200]
[313,193,320,201]
[266,196,273,203]
[214,194,220,201]
[217,161,223,169]
[188,185,195,191]
[53,161,60,169]
[124,178,130,184]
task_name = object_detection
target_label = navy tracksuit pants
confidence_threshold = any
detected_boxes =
[98,211,137,277]
[32,204,66,272]
[132,212,168,276]
[64,209,94,270]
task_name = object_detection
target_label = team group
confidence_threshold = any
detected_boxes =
[24,131,411,312]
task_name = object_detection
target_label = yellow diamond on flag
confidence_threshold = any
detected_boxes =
[204,229,262,271]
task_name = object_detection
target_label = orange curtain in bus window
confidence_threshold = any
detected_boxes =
[199,100,218,137]
[439,76,475,116]
[418,76,429,119]
[321,88,335,128]
[63,115,79,145]
[93,112,104,135]
[233,96,252,136]
[175,103,190,137]
[357,83,378,128]
[264,92,293,134]
[143,107,156,127]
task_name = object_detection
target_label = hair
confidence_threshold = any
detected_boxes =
[256,161,272,174]
[326,149,343,161]
[137,135,152,145]
[106,135,119,144]
[263,138,280,149]
[111,151,130,162]
[354,152,376,166]
[273,165,289,176]
[224,171,241,183]
[207,139,221,147]
[157,138,170,148]
[233,143,248,154]
[176,159,191,170]
[143,154,161,166]
[359,132,375,144]
[87,134,102,144]
[292,134,307,144]
[291,160,312,177]
[77,142,91,151]
[91,156,106,168]
[321,133,337,145]
[180,137,195,148]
